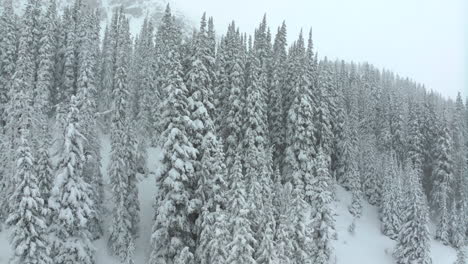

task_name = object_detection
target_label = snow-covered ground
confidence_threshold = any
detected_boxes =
[0,136,462,263]
[333,186,458,264]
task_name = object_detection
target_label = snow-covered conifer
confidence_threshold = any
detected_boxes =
[310,147,335,264]
[77,11,104,241]
[380,153,402,239]
[149,40,197,263]
[393,165,432,264]
[49,96,95,264]
[108,15,139,262]
[7,127,51,264]
[0,0,17,130]
[431,116,453,212]
[226,154,256,264]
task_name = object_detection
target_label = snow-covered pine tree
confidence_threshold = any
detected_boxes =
[291,187,314,264]
[59,8,77,107]
[316,58,335,159]
[435,190,450,245]
[348,154,362,224]
[34,1,57,219]
[226,153,256,264]
[343,110,362,220]
[0,0,17,131]
[76,9,104,241]
[283,31,315,191]
[35,0,57,118]
[154,4,183,144]
[255,210,278,264]
[0,0,16,218]
[242,35,268,176]
[452,93,467,215]
[274,182,296,263]
[407,100,424,170]
[133,17,155,145]
[7,127,52,264]
[252,148,278,264]
[185,13,217,228]
[393,165,432,264]
[431,114,453,212]
[455,248,466,264]
[269,22,287,175]
[336,108,358,190]
[49,96,95,264]
[3,0,42,218]
[108,15,139,263]
[149,36,197,263]
[449,201,466,249]
[310,147,335,264]
[35,131,53,223]
[360,135,381,206]
[431,112,454,245]
[219,23,245,170]
[98,12,118,129]
[421,93,438,189]
[389,88,406,165]
[380,152,403,240]
[195,136,229,264]
[330,60,346,178]
[184,17,231,259]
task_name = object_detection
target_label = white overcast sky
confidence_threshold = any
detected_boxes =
[170,0,467,99]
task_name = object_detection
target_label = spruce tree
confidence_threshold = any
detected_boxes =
[226,154,256,264]
[275,182,296,263]
[77,11,104,241]
[435,193,450,245]
[449,201,466,249]
[393,165,432,264]
[220,23,245,170]
[35,0,57,117]
[455,248,466,264]
[7,116,51,264]
[242,42,268,176]
[49,96,95,264]
[0,0,17,130]
[380,153,403,240]
[108,15,139,263]
[269,22,287,174]
[407,101,424,170]
[195,127,229,264]
[316,58,334,158]
[310,147,335,264]
[255,212,278,264]
[149,41,197,264]
[283,32,315,191]
[431,116,453,212]
[336,111,358,190]
[360,135,381,206]
[3,0,41,218]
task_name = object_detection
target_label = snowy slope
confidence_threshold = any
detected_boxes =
[332,186,459,264]
[0,136,463,263]
[94,135,162,264]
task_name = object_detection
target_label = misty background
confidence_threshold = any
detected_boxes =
[171,0,467,100]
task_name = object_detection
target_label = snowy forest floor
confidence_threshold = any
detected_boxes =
[0,135,462,264]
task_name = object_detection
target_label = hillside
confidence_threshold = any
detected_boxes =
[0,135,461,264]
[0,1,466,263]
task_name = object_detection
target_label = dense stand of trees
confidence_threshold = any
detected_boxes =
[0,1,466,263]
